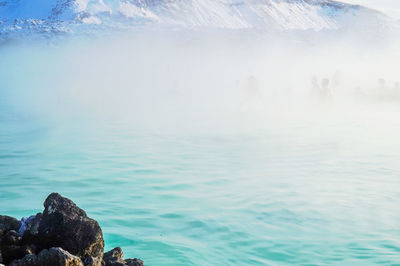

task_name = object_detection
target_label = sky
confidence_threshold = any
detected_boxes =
[342,0,400,19]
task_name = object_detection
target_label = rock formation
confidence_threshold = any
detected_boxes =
[0,193,143,266]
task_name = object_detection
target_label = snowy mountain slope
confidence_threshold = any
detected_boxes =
[0,0,391,40]
[117,0,360,30]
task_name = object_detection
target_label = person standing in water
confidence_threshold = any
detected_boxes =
[311,76,320,96]
[320,78,333,100]
[310,76,332,101]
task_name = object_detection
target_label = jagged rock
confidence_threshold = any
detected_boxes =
[37,248,83,266]
[8,254,36,266]
[1,230,21,246]
[0,230,25,264]
[102,247,143,266]
[1,244,25,265]
[83,255,103,266]
[102,247,124,266]
[21,214,41,243]
[124,258,144,266]
[0,227,37,264]
[0,216,21,235]
[22,193,104,266]
[9,247,83,266]
[19,214,41,237]
[1,193,143,266]
[0,219,23,263]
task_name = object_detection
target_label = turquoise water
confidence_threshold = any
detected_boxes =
[2,100,400,265]
[1,41,400,265]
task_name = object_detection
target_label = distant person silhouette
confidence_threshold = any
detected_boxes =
[321,78,332,100]
[310,75,323,102]
[311,76,320,96]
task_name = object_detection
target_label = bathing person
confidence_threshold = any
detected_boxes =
[310,75,323,102]
[311,76,320,96]
[320,78,333,100]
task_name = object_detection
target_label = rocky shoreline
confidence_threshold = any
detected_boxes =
[0,193,143,266]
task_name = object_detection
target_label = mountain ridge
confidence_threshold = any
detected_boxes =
[0,0,392,41]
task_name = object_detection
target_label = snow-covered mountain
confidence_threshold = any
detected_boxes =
[0,0,391,40]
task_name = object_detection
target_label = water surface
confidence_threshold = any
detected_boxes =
[1,96,400,265]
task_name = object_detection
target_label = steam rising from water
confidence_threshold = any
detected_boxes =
[2,27,400,265]
[1,30,400,136]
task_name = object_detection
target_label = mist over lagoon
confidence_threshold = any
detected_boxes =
[1,1,400,265]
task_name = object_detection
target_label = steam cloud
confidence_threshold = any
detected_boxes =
[1,29,400,135]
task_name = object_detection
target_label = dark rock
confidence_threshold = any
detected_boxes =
[19,214,41,236]
[1,193,143,266]
[124,258,144,266]
[9,247,83,266]
[8,254,36,266]
[105,262,124,266]
[1,230,21,246]
[0,218,23,263]
[21,214,41,243]
[0,230,25,264]
[21,245,37,256]
[37,248,83,266]
[24,193,104,266]
[103,247,124,266]
[102,247,143,266]
[1,245,26,264]
[0,216,21,233]
[83,256,103,266]
[104,262,125,266]
[0,229,37,264]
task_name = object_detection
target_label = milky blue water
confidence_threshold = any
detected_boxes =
[2,98,400,265]
[1,42,400,265]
